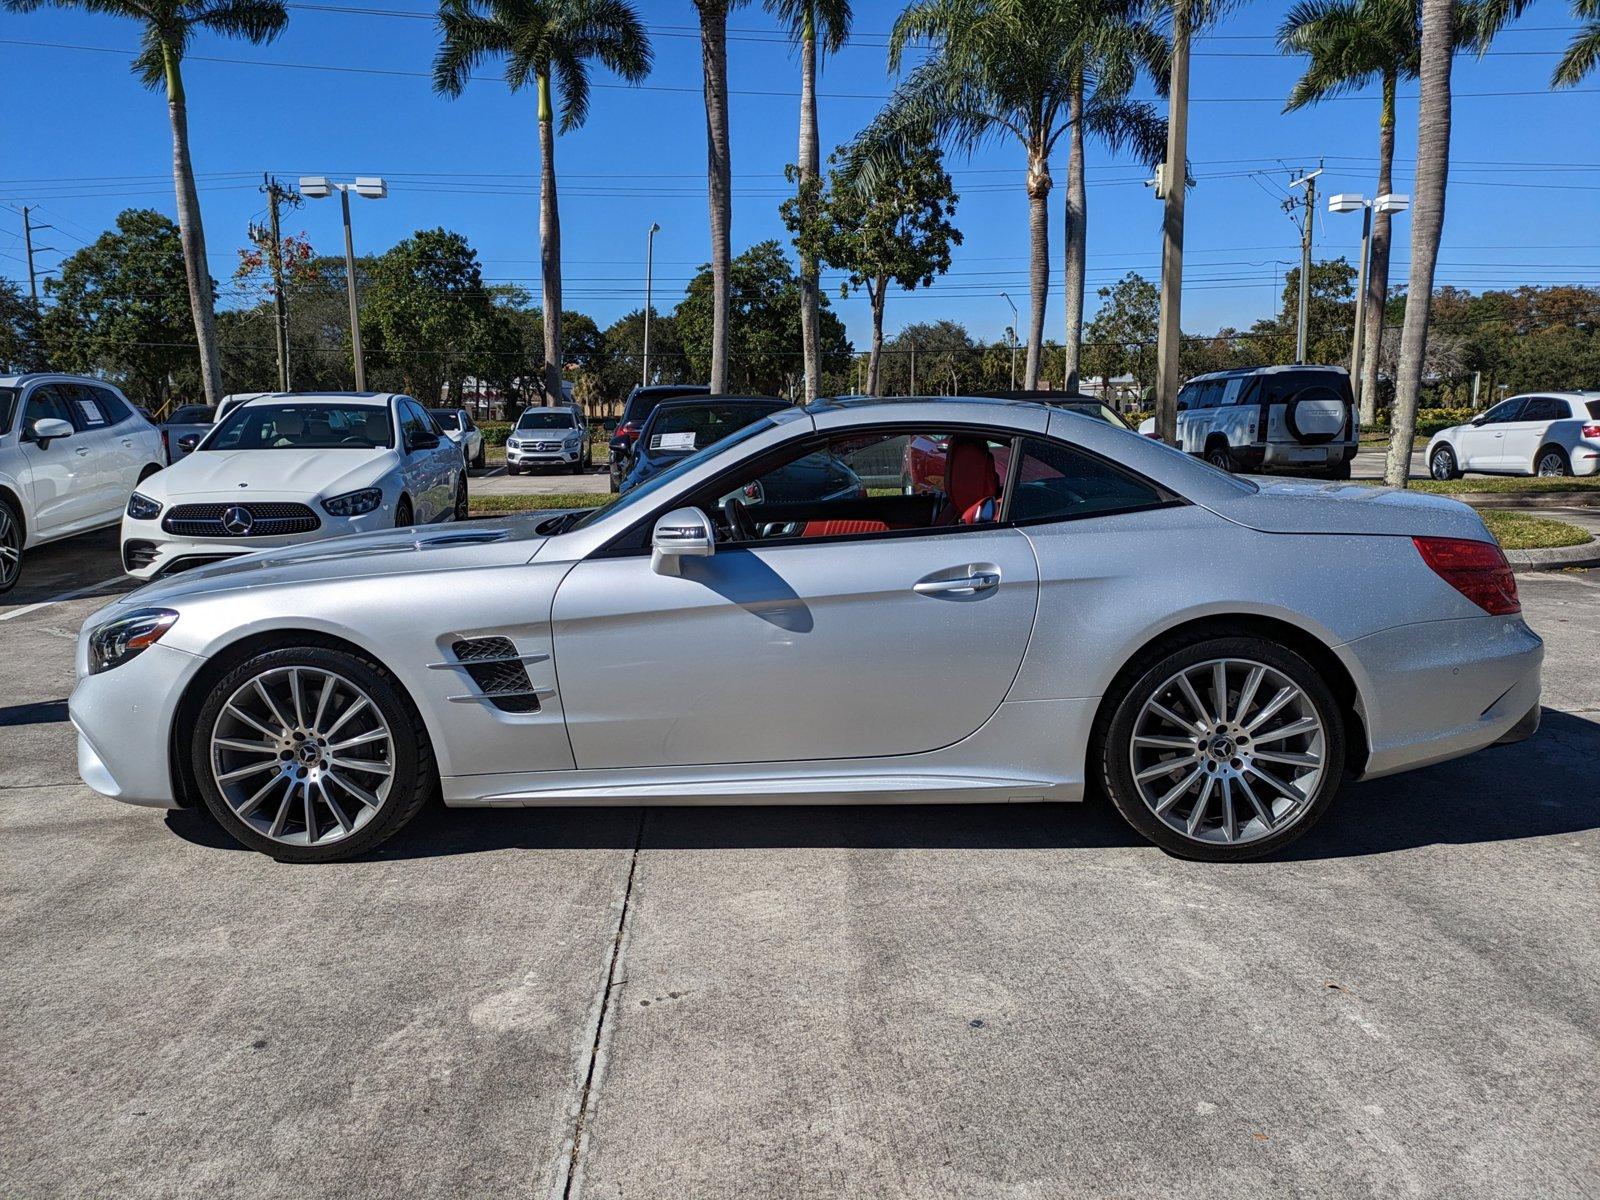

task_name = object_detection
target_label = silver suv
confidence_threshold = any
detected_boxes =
[1143,366,1359,480]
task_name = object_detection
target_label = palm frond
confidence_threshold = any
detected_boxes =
[432,0,514,96]
[1081,95,1167,168]
[192,0,288,45]
[846,54,1011,193]
[551,45,589,130]
[1552,16,1600,87]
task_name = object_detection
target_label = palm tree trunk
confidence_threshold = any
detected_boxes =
[1063,71,1087,393]
[867,275,887,396]
[797,8,821,403]
[537,73,563,405]
[696,1,733,393]
[163,48,222,406]
[1361,71,1397,426]
[1386,0,1454,488]
[1025,151,1051,389]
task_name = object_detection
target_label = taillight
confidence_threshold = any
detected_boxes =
[1412,536,1520,615]
[160,429,170,461]
[615,422,637,443]
[1580,423,1600,440]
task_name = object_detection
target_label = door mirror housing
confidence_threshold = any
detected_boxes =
[651,506,715,575]
[1470,414,1487,427]
[408,430,441,452]
[30,417,74,446]
[176,433,202,453]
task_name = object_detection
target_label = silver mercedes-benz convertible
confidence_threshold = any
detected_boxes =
[70,396,1542,863]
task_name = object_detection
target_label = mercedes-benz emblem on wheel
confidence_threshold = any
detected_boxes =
[221,505,255,535]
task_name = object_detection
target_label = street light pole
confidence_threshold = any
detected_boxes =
[1329,192,1408,416]
[642,222,660,388]
[300,176,387,392]
[1000,291,1019,390]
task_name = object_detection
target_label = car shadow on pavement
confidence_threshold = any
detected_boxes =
[163,708,1600,863]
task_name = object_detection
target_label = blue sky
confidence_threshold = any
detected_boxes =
[3,0,1596,351]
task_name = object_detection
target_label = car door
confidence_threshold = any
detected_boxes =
[1459,398,1524,470]
[550,424,1042,769]
[396,400,440,519]
[76,385,144,516]
[16,384,104,536]
[1500,396,1560,472]
[427,408,461,513]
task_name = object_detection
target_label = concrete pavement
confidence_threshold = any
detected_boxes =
[1,538,1596,1198]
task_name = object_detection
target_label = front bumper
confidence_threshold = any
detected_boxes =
[1344,612,1544,780]
[120,508,392,580]
[70,642,206,808]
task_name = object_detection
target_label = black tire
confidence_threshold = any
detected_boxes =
[1326,457,1352,481]
[1429,445,1461,481]
[1535,446,1571,477]
[1097,635,1346,862]
[394,496,413,528]
[454,475,469,521]
[473,443,487,470]
[0,494,23,596]
[1205,443,1233,472]
[138,463,163,483]
[608,469,620,495]
[506,463,520,476]
[569,458,583,475]
[189,646,435,863]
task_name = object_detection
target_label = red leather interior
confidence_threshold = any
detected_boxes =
[941,437,1000,523]
[961,497,997,525]
[801,519,891,538]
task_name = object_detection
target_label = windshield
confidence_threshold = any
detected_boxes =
[569,417,778,532]
[169,404,215,425]
[516,411,577,431]
[0,387,17,436]
[203,403,393,451]
[647,403,782,455]
[429,410,462,431]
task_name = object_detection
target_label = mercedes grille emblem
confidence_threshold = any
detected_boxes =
[221,505,255,536]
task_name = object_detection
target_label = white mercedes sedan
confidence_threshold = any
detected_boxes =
[73,396,1542,863]
[121,393,468,579]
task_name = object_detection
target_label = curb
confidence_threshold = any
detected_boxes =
[1453,492,1600,510]
[1504,536,1600,572]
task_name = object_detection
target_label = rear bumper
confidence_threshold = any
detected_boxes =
[1235,442,1358,471]
[1344,613,1544,780]
[1572,441,1600,476]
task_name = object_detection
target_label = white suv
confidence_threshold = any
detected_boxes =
[1140,365,1359,479]
[1426,392,1600,479]
[0,374,166,594]
[505,405,590,474]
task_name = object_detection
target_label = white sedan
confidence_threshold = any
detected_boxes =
[1426,391,1600,479]
[121,393,467,580]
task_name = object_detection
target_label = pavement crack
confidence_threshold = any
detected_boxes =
[559,806,645,1200]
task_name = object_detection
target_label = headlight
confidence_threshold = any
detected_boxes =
[321,487,384,517]
[126,492,162,520]
[88,608,178,675]
[506,438,522,449]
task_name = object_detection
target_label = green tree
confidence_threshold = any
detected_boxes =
[6,0,289,406]
[854,0,1166,389]
[876,319,974,395]
[600,308,690,395]
[434,0,653,402]
[766,0,852,402]
[40,209,196,409]
[677,240,851,395]
[1083,271,1159,400]
[783,145,960,396]
[363,228,503,404]
[0,281,41,374]
[1245,258,1358,366]
[1554,0,1600,85]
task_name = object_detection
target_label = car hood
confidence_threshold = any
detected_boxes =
[105,516,562,611]
[149,447,395,498]
[1201,478,1490,540]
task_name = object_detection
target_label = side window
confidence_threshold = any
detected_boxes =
[1519,397,1561,423]
[85,386,132,425]
[1176,384,1198,412]
[70,386,111,429]
[1008,437,1168,524]
[23,385,76,438]
[1481,398,1527,425]
[399,401,431,448]
[1197,380,1228,409]
[1220,377,1245,406]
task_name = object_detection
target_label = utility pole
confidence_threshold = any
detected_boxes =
[642,222,660,388]
[1285,165,1323,364]
[261,175,293,392]
[21,207,55,311]
[909,340,917,396]
[1153,0,1191,445]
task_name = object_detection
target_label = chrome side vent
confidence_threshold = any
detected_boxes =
[449,637,543,713]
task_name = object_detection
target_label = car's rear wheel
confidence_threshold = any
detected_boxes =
[1206,443,1233,472]
[1099,636,1345,861]
[190,648,434,862]
[1430,445,1461,480]
[1536,446,1571,477]
[454,475,469,520]
[0,495,22,595]
[1325,458,1352,481]
[473,443,487,470]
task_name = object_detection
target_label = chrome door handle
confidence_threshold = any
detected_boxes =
[74,447,91,456]
[914,570,1001,596]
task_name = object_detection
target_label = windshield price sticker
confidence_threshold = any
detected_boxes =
[653,432,697,451]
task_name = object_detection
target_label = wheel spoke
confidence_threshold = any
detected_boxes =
[1175,672,1214,727]
[267,787,294,838]
[1211,661,1230,724]
[312,673,334,732]
[1153,766,1202,815]
[1220,777,1237,843]
[1148,700,1200,734]
[253,678,294,733]
[317,779,352,834]
[1136,756,1197,783]
[1247,763,1303,801]
[226,703,281,740]
[1234,666,1265,728]
[234,774,282,819]
[1236,774,1275,829]
[1254,749,1320,768]
[329,756,391,777]
[1252,718,1320,745]
[218,760,277,784]
[1134,734,1196,751]
[289,669,307,728]
[302,782,317,845]
[1244,686,1295,732]
[328,773,382,809]
[1186,774,1216,835]
[329,729,388,752]
[214,737,277,756]
[323,696,370,740]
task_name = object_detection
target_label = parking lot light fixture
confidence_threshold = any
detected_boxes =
[299,175,388,391]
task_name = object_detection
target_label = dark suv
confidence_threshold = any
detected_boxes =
[609,384,710,492]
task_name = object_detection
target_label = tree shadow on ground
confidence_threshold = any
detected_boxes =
[166,708,1600,864]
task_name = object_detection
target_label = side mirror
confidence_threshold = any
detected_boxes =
[651,505,715,575]
[1470,414,1487,427]
[30,417,74,446]
[409,431,441,452]
[176,433,202,453]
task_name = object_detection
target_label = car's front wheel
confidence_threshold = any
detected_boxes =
[0,494,23,595]
[190,647,434,862]
[1430,445,1461,480]
[473,443,487,470]
[394,497,413,528]
[1098,636,1345,861]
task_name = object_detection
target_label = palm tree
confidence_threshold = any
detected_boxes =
[767,0,852,403]
[694,0,743,394]
[856,0,1165,390]
[435,0,652,403]
[1279,0,1474,428]
[1554,0,1600,86]
[5,0,289,405]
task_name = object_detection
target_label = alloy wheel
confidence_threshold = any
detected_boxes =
[1431,450,1454,480]
[0,505,20,591]
[1128,657,1326,847]
[209,666,394,848]
[1537,452,1567,477]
